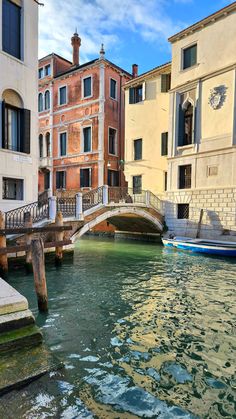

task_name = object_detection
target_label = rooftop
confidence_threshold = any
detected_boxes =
[124,62,171,88]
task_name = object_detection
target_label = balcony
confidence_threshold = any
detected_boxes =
[39,156,52,169]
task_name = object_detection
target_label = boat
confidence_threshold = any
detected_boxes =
[162,236,236,257]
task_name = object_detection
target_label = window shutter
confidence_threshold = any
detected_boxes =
[161,132,168,156]
[56,172,60,189]
[178,104,184,146]
[129,88,134,104]
[161,74,171,93]
[142,82,146,101]
[80,169,84,188]
[194,101,198,143]
[0,101,5,148]
[20,109,31,154]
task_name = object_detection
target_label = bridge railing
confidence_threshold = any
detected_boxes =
[82,186,104,212]
[108,187,146,204]
[56,197,76,217]
[149,191,163,213]
[5,200,49,228]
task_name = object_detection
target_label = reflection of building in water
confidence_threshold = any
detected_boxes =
[165,3,236,239]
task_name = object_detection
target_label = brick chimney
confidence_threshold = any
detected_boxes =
[132,64,138,77]
[71,31,81,66]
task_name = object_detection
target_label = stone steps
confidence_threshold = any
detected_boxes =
[0,309,35,333]
[0,324,43,353]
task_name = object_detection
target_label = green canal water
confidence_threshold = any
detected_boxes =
[0,237,236,418]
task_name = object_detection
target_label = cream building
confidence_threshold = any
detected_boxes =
[0,0,38,212]
[165,3,236,239]
[124,63,171,196]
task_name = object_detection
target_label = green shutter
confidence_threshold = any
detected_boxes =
[161,132,168,156]
[161,74,171,92]
[1,101,6,148]
[129,88,134,104]
[20,108,31,154]
[178,104,185,146]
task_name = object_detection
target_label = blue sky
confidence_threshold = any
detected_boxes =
[39,0,235,75]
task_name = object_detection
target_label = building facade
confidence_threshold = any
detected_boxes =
[38,35,132,196]
[165,3,236,239]
[124,63,171,196]
[0,0,39,211]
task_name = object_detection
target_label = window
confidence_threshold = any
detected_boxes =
[38,93,43,112]
[2,102,30,154]
[179,165,191,189]
[83,77,92,98]
[44,172,50,190]
[59,132,67,156]
[3,177,23,200]
[110,79,117,99]
[178,103,193,146]
[59,86,67,105]
[161,132,168,156]
[38,68,44,79]
[39,134,43,158]
[178,204,189,219]
[2,0,21,59]
[134,139,142,160]
[133,175,142,194]
[45,64,51,77]
[161,74,171,92]
[183,44,197,70]
[44,91,50,110]
[83,127,91,152]
[56,171,66,189]
[46,133,50,157]
[108,170,119,187]
[80,168,91,188]
[129,85,143,104]
[164,172,167,191]
[109,128,117,155]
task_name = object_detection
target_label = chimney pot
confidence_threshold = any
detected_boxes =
[71,32,81,66]
[132,64,138,77]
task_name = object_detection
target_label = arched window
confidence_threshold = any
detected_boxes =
[184,103,193,145]
[46,132,50,157]
[1,89,30,154]
[45,90,50,110]
[38,93,43,112]
[39,134,43,158]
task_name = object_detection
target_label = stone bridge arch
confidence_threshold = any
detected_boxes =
[71,206,163,242]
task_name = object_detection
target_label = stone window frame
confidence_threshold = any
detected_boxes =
[58,85,68,106]
[81,75,93,99]
[58,130,67,157]
[181,42,198,72]
[109,78,118,100]
[108,126,118,156]
[81,125,93,154]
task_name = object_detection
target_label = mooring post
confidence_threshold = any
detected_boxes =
[31,238,48,312]
[0,211,8,279]
[24,212,33,273]
[55,211,64,265]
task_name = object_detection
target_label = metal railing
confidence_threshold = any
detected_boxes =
[57,197,76,217]
[82,187,103,212]
[108,187,146,204]
[38,190,49,206]
[5,200,49,228]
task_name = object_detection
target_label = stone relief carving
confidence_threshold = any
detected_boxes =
[208,85,227,110]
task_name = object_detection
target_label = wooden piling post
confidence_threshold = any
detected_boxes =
[31,238,48,312]
[24,212,33,273]
[55,211,64,265]
[0,211,8,279]
[196,209,204,239]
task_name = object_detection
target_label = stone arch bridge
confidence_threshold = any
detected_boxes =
[4,186,164,241]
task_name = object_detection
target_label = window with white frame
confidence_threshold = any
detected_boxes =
[59,132,67,156]
[80,168,91,188]
[108,128,117,155]
[83,77,92,98]
[59,86,67,105]
[83,127,92,152]
[45,90,50,110]
[38,93,43,112]
[39,134,43,158]
[110,79,117,99]
[45,64,51,76]
[3,177,24,200]
[129,84,145,104]
[183,44,197,70]
[2,99,31,154]
[38,68,44,79]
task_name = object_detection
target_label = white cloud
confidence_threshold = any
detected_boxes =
[38,0,187,62]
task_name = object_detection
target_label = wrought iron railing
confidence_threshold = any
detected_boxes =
[82,187,103,212]
[149,191,163,213]
[38,190,49,206]
[108,187,146,204]
[5,200,49,228]
[57,197,76,217]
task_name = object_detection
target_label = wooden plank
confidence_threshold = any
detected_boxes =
[0,225,73,235]
[0,240,72,255]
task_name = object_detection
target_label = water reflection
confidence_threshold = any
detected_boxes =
[0,237,235,418]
